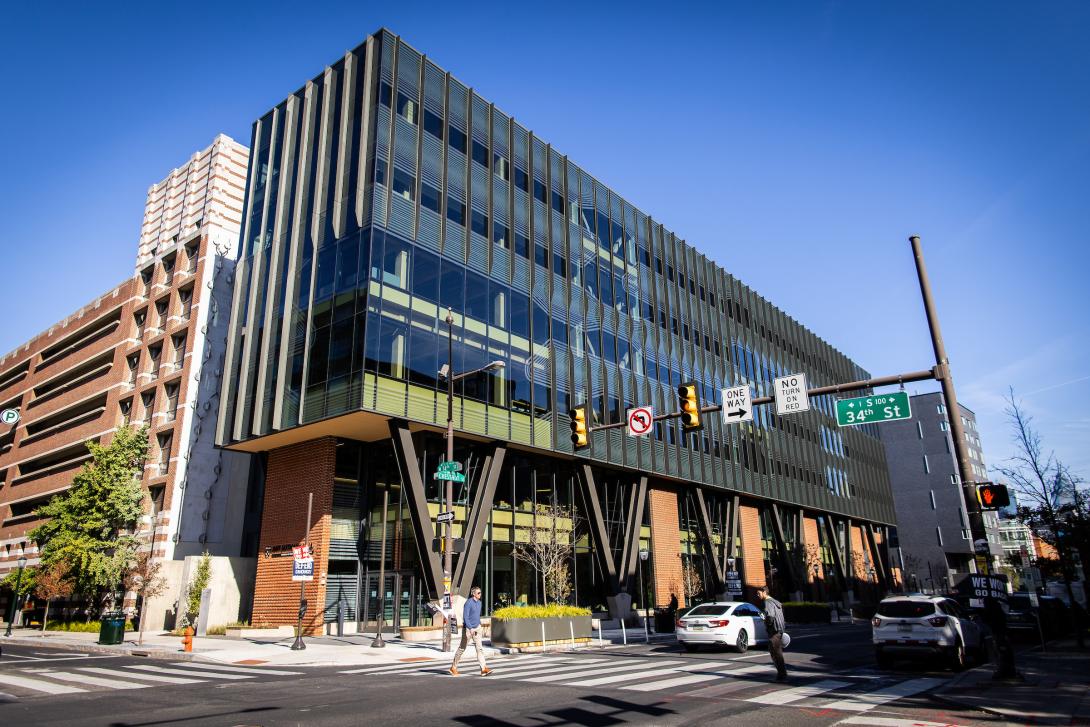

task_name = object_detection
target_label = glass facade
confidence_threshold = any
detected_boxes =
[222,30,899,617]
[218,29,894,526]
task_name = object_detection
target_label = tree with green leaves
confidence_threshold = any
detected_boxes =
[30,425,148,613]
[181,551,212,629]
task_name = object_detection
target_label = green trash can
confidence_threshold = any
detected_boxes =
[98,612,126,645]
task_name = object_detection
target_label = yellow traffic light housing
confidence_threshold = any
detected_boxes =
[976,482,1010,510]
[569,404,589,450]
[678,382,703,431]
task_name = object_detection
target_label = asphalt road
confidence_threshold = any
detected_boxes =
[0,626,1005,726]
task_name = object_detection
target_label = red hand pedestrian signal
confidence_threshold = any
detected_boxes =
[976,482,1009,510]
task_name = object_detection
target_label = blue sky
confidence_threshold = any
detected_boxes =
[2,1,1087,483]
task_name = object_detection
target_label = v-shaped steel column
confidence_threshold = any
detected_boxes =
[616,476,648,593]
[770,503,800,594]
[452,444,507,595]
[388,420,443,601]
[694,489,725,593]
[574,463,619,593]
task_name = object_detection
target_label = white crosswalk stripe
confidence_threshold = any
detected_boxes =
[168,662,302,676]
[824,678,946,712]
[35,670,152,690]
[565,660,735,688]
[487,659,611,680]
[121,664,255,680]
[0,673,86,695]
[78,666,204,685]
[340,654,548,675]
[747,679,851,705]
[522,659,687,684]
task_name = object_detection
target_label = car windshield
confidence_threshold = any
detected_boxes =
[877,601,936,618]
[685,605,729,617]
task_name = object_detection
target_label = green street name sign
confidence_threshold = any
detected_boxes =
[437,461,462,472]
[433,470,466,482]
[836,391,912,427]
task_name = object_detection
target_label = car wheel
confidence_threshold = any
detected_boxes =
[735,628,749,653]
[683,643,699,653]
[875,647,893,669]
[948,639,967,671]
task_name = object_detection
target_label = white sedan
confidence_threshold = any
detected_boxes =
[676,601,768,653]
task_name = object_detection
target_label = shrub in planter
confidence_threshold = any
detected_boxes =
[782,602,832,624]
[491,604,592,646]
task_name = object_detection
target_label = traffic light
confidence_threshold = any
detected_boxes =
[569,403,589,450]
[976,482,1010,510]
[678,382,703,431]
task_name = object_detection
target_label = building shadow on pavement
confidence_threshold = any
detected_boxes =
[452,695,675,726]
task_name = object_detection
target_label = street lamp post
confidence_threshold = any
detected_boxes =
[4,555,28,637]
[439,307,504,653]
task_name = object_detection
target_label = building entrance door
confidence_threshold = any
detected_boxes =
[360,571,423,633]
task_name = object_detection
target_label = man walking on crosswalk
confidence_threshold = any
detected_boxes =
[449,586,492,677]
[756,585,787,682]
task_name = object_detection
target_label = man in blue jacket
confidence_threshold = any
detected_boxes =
[449,586,491,676]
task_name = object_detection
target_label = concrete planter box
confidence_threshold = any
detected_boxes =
[490,615,592,647]
[399,626,443,642]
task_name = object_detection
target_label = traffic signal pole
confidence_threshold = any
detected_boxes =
[908,235,992,573]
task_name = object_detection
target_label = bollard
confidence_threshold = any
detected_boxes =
[541,622,547,655]
[621,618,627,646]
[336,598,345,638]
[644,610,650,642]
[569,621,576,651]
[597,621,603,648]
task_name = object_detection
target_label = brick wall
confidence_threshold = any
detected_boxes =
[849,525,870,581]
[252,437,335,635]
[739,504,766,597]
[648,485,683,608]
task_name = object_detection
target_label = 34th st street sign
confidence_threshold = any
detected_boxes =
[836,391,912,427]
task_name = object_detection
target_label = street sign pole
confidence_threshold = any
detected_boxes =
[910,235,991,574]
[443,308,455,653]
[291,492,313,651]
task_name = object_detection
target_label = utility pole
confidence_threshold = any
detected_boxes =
[291,492,313,650]
[909,235,992,573]
[443,308,455,654]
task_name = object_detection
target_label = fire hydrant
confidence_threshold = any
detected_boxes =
[182,626,194,652]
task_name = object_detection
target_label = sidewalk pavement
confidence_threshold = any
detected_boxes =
[932,638,1090,725]
[0,625,680,667]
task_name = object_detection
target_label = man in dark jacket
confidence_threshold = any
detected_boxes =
[449,586,491,676]
[757,585,788,682]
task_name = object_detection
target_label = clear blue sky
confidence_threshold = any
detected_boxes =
[2,1,1087,482]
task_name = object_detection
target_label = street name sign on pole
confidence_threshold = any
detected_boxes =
[626,406,654,437]
[835,391,911,427]
[721,386,754,424]
[774,373,810,415]
[437,461,462,472]
[433,470,466,482]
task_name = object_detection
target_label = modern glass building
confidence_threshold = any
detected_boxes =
[217,29,898,635]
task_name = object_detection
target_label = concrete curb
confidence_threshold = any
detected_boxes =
[1,636,197,661]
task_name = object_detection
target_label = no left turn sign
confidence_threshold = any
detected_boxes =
[627,406,654,437]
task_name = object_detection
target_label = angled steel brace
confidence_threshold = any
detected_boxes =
[575,463,619,593]
[822,514,848,594]
[616,476,648,592]
[865,523,890,591]
[452,444,507,595]
[694,489,725,594]
[388,420,443,601]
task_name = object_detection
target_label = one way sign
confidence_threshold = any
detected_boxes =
[721,385,753,424]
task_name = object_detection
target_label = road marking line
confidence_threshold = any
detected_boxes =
[839,717,970,727]
[0,673,86,695]
[339,654,550,675]
[122,665,254,680]
[169,662,302,676]
[568,661,738,688]
[732,652,770,660]
[33,653,88,658]
[524,660,688,683]
[825,678,945,712]
[621,671,724,691]
[78,667,204,685]
[40,670,150,690]
[747,679,852,705]
[487,659,611,680]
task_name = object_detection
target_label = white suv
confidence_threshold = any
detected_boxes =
[872,595,984,670]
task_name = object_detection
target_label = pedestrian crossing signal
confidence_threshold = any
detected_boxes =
[976,482,1010,510]
[569,404,589,450]
[678,383,703,431]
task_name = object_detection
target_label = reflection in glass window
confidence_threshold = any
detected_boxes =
[471,209,488,238]
[421,183,441,214]
[534,242,548,269]
[448,125,467,155]
[514,167,529,193]
[493,223,509,249]
[439,259,464,312]
[392,169,415,201]
[472,140,489,168]
[423,109,443,139]
[374,158,387,186]
[412,248,440,302]
[493,154,509,181]
[533,179,547,205]
[465,271,489,321]
[378,81,392,107]
[514,234,530,259]
[446,197,466,226]
[381,236,411,289]
[396,93,417,124]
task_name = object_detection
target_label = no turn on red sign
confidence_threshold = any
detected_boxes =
[627,406,654,437]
